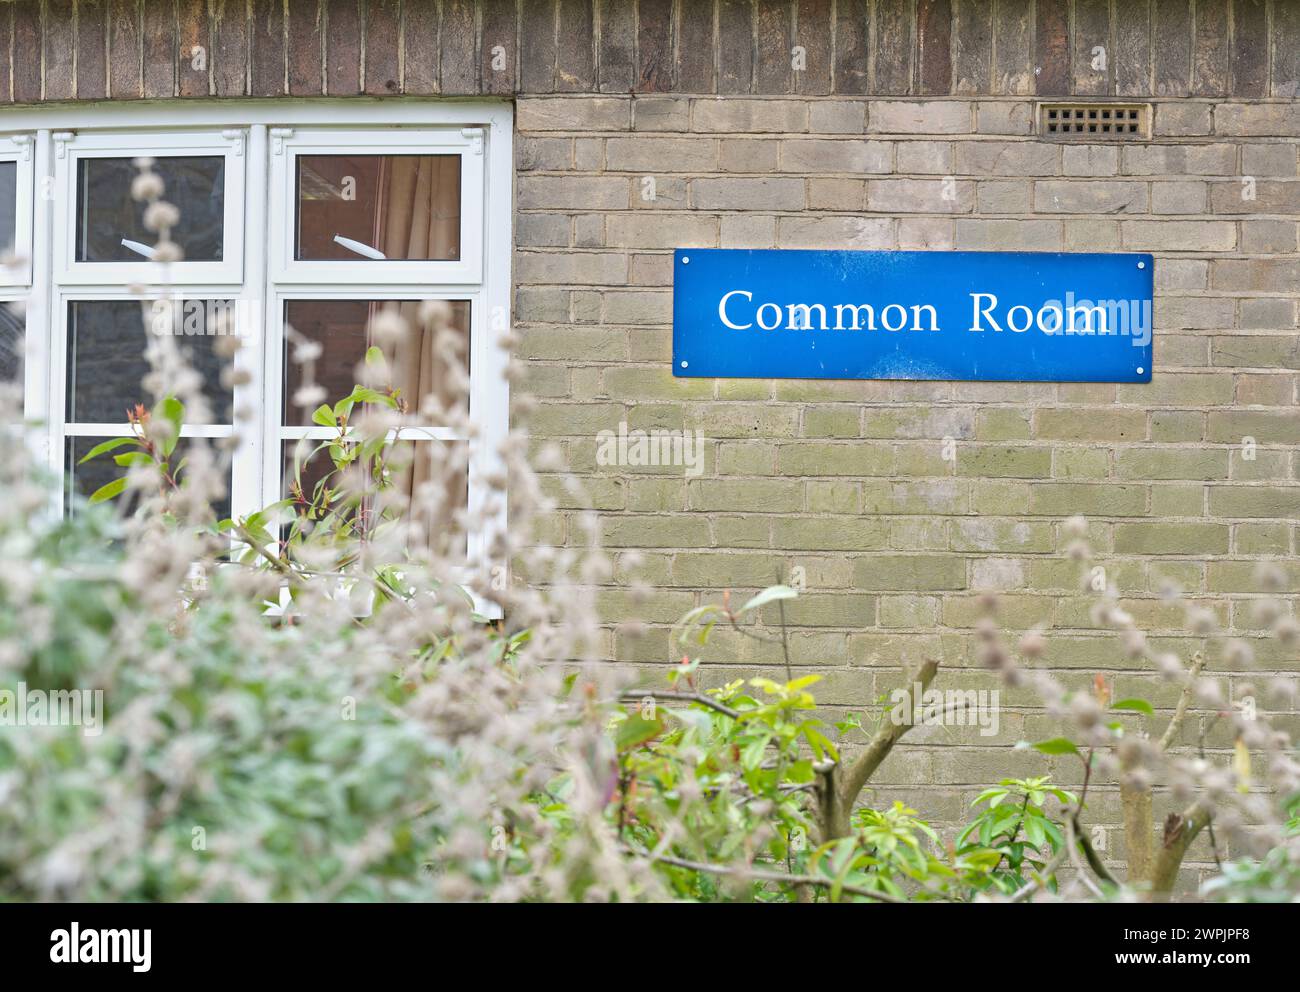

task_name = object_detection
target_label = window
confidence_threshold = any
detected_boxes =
[8,104,511,604]
[0,135,34,412]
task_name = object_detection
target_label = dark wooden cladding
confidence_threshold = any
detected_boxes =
[834,0,870,94]
[178,0,211,97]
[916,0,952,96]
[363,0,401,95]
[142,0,177,99]
[44,0,75,101]
[1273,0,1300,97]
[440,0,480,95]
[597,0,634,92]
[873,0,912,95]
[107,0,142,99]
[1034,0,1070,96]
[717,0,754,94]
[1152,0,1192,97]
[1232,0,1268,97]
[556,0,596,92]
[1071,0,1109,96]
[794,0,833,96]
[1190,0,1228,97]
[1114,0,1152,97]
[1,0,1295,103]
[0,4,12,104]
[288,0,324,96]
[676,0,715,94]
[520,0,557,93]
[953,0,991,95]
[480,0,517,94]
[324,0,362,96]
[251,0,287,97]
[636,0,674,92]
[990,0,1031,95]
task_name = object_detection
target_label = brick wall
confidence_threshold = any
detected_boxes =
[4,0,1298,884]
[514,92,1300,883]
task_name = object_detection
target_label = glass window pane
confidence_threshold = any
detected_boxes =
[282,299,469,425]
[0,302,22,387]
[282,438,467,556]
[295,155,460,261]
[65,436,231,521]
[76,156,225,262]
[0,161,16,255]
[66,299,233,424]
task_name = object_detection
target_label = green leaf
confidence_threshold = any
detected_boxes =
[1017,737,1080,757]
[785,674,822,693]
[365,346,384,366]
[311,404,336,428]
[87,477,127,504]
[739,584,798,614]
[77,436,137,464]
[1110,698,1154,717]
[153,396,185,456]
[614,714,663,752]
[113,451,154,468]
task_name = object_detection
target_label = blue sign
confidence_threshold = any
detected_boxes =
[672,249,1153,383]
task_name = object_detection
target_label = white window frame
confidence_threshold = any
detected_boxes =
[268,127,484,286]
[8,101,512,610]
[52,129,247,286]
[0,134,36,287]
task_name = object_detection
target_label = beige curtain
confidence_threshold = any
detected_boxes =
[366,157,466,553]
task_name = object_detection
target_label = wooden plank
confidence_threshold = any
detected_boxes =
[873,0,912,95]
[718,0,754,93]
[677,0,715,93]
[142,0,176,98]
[795,0,833,95]
[1072,0,1110,95]
[1190,0,1228,95]
[1151,0,1191,96]
[324,0,361,95]
[77,0,110,100]
[637,0,674,92]
[212,0,248,97]
[363,0,400,95]
[991,0,1031,95]
[1033,0,1069,95]
[557,0,596,91]
[1230,0,1267,98]
[1273,0,1300,97]
[177,0,210,96]
[108,0,142,100]
[0,3,11,103]
[953,0,990,94]
[480,0,517,94]
[12,0,40,103]
[251,0,286,97]
[45,0,76,101]
[1114,0,1151,96]
[520,0,556,92]
[834,0,869,94]
[440,0,479,95]
[916,0,952,95]
[287,0,323,96]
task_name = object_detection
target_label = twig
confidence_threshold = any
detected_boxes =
[1158,651,1207,753]
[617,689,740,720]
[624,844,906,903]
